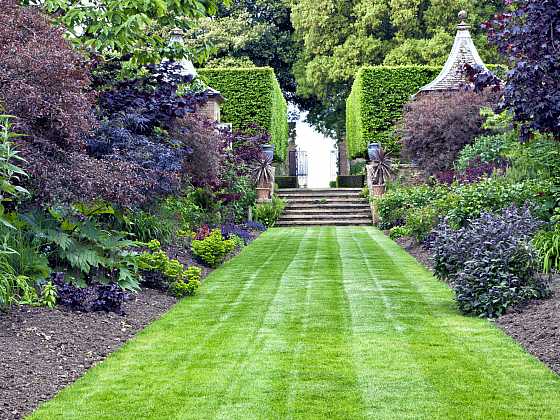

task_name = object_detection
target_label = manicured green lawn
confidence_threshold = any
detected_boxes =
[30,227,560,419]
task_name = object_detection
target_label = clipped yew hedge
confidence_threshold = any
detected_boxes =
[199,67,289,161]
[346,66,440,159]
[346,65,507,159]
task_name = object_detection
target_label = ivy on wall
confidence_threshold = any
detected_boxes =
[199,67,289,161]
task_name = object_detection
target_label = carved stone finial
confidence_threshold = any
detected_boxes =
[458,10,468,22]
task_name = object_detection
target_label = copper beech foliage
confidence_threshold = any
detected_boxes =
[399,90,499,175]
[0,1,179,208]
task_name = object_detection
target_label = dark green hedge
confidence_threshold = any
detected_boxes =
[199,67,288,161]
[346,66,440,159]
[346,65,507,159]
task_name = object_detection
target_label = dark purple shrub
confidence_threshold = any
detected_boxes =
[87,120,187,173]
[221,223,252,244]
[0,1,96,150]
[52,273,89,311]
[29,152,180,208]
[177,116,227,188]
[464,64,503,93]
[400,90,499,175]
[91,284,128,315]
[225,128,269,167]
[52,273,127,315]
[97,61,208,132]
[431,206,549,317]
[485,1,560,140]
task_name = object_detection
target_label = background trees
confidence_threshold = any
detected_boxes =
[186,0,298,98]
[290,0,505,136]
[33,0,225,73]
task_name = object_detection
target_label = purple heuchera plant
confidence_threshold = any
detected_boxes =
[52,272,128,315]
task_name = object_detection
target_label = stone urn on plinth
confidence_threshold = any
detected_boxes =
[253,156,276,203]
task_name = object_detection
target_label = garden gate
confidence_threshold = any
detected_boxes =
[288,150,308,187]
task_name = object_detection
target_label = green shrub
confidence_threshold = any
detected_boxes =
[533,224,560,273]
[137,240,201,295]
[169,278,200,298]
[169,266,202,298]
[405,206,439,242]
[376,177,554,241]
[506,134,560,182]
[0,115,29,228]
[346,66,440,158]
[374,184,448,230]
[191,229,235,268]
[198,67,289,161]
[456,131,517,171]
[127,208,175,244]
[253,196,286,228]
[0,267,39,311]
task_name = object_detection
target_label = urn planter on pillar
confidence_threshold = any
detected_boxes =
[367,143,381,162]
[253,156,275,202]
[262,144,275,162]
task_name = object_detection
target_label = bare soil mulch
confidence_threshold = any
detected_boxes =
[394,235,560,376]
[0,289,177,420]
[0,231,263,419]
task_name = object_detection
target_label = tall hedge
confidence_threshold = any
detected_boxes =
[346,65,508,159]
[199,67,289,161]
[346,66,440,159]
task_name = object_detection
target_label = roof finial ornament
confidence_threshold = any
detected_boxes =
[415,8,490,95]
[458,10,470,30]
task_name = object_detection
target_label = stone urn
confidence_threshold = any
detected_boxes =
[262,144,275,161]
[371,184,386,197]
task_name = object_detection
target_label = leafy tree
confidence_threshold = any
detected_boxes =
[186,0,298,98]
[485,0,560,140]
[32,0,226,72]
[291,0,504,136]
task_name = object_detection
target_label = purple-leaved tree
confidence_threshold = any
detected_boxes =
[485,0,560,140]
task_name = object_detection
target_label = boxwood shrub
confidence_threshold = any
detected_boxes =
[199,67,289,161]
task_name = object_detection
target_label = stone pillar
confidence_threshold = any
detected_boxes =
[338,139,350,176]
[366,164,386,224]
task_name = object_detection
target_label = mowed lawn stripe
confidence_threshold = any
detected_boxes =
[338,227,444,419]
[30,227,560,419]
[352,227,560,419]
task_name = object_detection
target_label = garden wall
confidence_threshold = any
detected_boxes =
[199,67,289,161]
[346,65,507,159]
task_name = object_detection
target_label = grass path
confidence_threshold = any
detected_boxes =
[31,227,560,419]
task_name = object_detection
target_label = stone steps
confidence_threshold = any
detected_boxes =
[276,188,372,227]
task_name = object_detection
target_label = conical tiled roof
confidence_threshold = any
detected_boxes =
[418,11,489,93]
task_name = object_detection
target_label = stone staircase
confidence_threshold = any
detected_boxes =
[276,189,372,227]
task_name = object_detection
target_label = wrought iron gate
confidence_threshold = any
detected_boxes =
[288,150,308,188]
